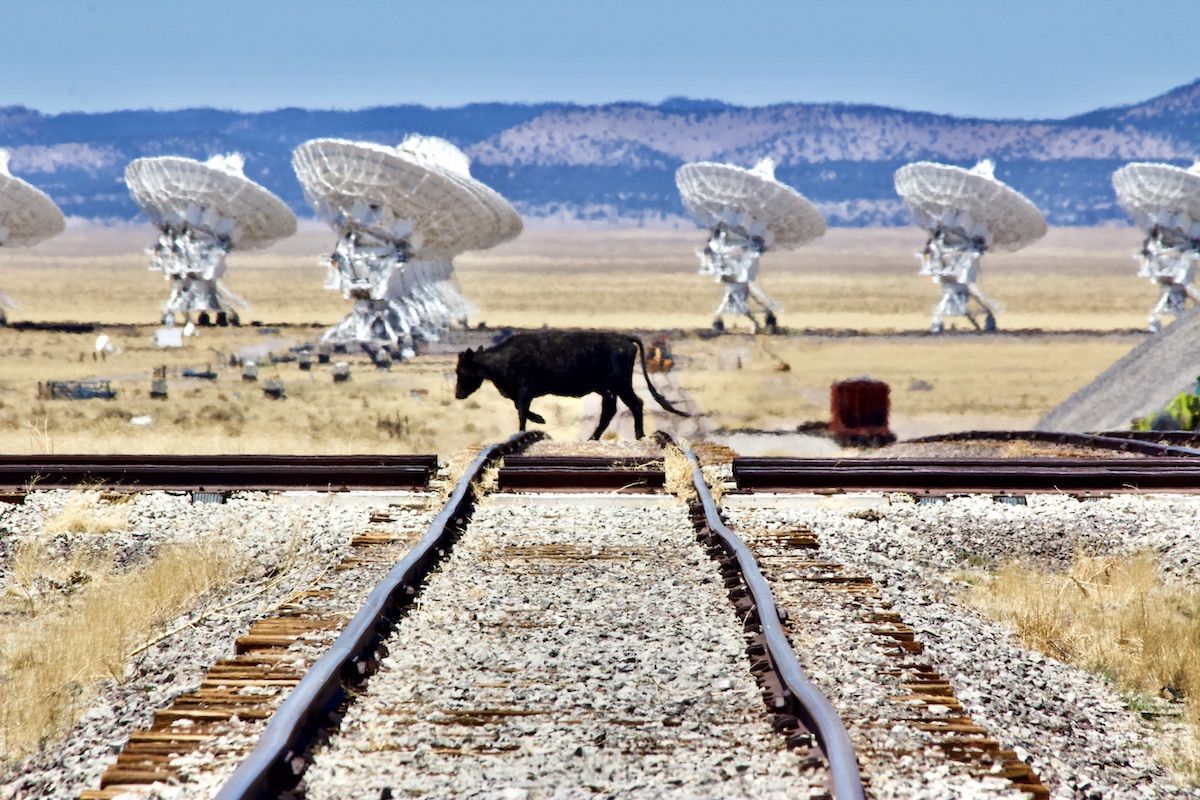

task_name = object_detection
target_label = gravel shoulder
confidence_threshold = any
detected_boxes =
[0,490,437,800]
[723,491,1200,799]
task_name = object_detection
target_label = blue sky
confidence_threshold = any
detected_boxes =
[2,0,1196,120]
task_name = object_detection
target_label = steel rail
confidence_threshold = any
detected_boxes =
[676,441,866,800]
[733,456,1200,493]
[0,454,439,493]
[905,429,1200,458]
[213,431,544,800]
[1093,430,1200,447]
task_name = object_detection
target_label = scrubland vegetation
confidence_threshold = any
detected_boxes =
[0,224,1157,452]
[966,554,1200,783]
[0,495,250,758]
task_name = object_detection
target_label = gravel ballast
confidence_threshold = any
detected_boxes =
[723,491,1200,799]
[301,494,821,799]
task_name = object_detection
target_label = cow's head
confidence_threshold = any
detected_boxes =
[455,348,484,399]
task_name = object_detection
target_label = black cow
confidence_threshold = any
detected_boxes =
[455,330,690,439]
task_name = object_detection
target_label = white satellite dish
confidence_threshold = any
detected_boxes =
[0,148,66,324]
[125,153,296,326]
[292,135,522,350]
[895,159,1046,332]
[1112,162,1200,332]
[676,158,825,331]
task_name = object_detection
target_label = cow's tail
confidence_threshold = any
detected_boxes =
[632,337,691,418]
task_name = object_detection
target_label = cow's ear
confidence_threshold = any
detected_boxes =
[460,348,474,363]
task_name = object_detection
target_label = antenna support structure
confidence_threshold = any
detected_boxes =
[917,224,1001,333]
[1112,162,1200,332]
[125,153,296,327]
[292,136,521,354]
[895,159,1046,333]
[148,225,241,326]
[676,158,825,333]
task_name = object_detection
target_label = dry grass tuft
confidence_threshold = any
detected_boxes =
[472,460,502,499]
[2,540,113,617]
[42,490,130,535]
[966,552,1200,784]
[662,444,698,503]
[0,535,248,760]
[435,448,483,501]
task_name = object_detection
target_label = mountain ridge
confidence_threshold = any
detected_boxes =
[2,79,1198,226]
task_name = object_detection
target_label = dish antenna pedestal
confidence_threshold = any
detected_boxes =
[919,227,1002,333]
[677,158,825,332]
[126,153,296,327]
[895,160,1046,333]
[0,149,66,324]
[149,227,246,326]
[1112,162,1200,332]
[698,225,780,331]
[319,226,416,351]
[293,136,520,352]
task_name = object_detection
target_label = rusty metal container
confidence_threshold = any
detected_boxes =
[830,378,896,447]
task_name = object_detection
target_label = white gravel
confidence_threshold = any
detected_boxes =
[723,491,1200,799]
[301,495,822,799]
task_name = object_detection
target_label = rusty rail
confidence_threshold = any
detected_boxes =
[734,456,1200,494]
[675,440,866,800]
[0,454,439,494]
[905,429,1200,458]
[213,431,544,800]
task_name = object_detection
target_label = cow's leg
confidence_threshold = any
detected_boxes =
[591,393,618,439]
[617,387,646,439]
[515,394,531,431]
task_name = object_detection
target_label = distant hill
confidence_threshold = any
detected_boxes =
[2,79,1199,227]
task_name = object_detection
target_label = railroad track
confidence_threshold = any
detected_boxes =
[713,507,1049,797]
[63,437,1190,798]
[73,437,868,799]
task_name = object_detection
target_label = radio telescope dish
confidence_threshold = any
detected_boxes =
[676,158,825,331]
[292,136,522,351]
[1112,162,1200,332]
[0,149,66,324]
[125,153,296,326]
[895,160,1046,333]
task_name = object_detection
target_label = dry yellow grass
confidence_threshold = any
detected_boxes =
[0,533,247,759]
[40,490,130,535]
[0,224,1162,453]
[966,553,1200,784]
[662,444,699,503]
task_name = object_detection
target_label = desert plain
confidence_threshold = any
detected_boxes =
[0,221,1158,455]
